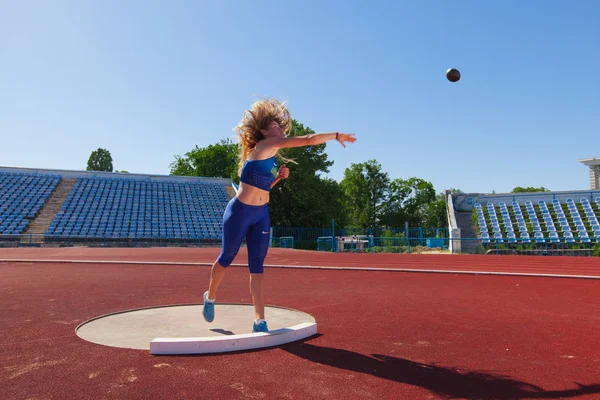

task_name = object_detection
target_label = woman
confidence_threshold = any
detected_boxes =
[202,98,356,332]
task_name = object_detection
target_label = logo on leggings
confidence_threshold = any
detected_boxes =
[262,231,269,234]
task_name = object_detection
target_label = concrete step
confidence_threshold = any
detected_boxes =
[23,178,76,237]
[455,211,481,254]
[225,185,236,199]
[20,235,45,244]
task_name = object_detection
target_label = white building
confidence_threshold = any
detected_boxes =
[579,157,600,190]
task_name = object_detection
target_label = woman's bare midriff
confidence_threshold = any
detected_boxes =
[236,183,270,206]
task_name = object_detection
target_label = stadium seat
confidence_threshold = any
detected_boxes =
[0,172,61,235]
[45,176,229,241]
[563,232,575,243]
[534,231,545,243]
[578,231,591,243]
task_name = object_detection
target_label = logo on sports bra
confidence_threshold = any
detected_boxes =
[270,165,278,178]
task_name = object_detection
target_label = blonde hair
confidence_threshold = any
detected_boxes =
[235,98,297,176]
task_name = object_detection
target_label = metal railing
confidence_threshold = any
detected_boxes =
[3,234,595,257]
[317,236,600,256]
[0,234,222,248]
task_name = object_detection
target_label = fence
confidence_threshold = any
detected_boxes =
[273,226,449,250]
[1,234,598,257]
[0,234,221,248]
[271,236,295,249]
[319,236,451,254]
[271,227,333,250]
[322,236,600,256]
[450,237,600,256]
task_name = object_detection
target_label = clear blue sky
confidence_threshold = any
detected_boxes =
[1,0,599,194]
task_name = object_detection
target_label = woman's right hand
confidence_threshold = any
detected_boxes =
[336,133,357,148]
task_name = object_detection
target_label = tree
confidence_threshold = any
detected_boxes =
[512,186,550,193]
[380,177,438,227]
[423,192,448,228]
[87,148,113,172]
[340,160,390,228]
[398,178,436,226]
[268,120,349,228]
[170,139,238,182]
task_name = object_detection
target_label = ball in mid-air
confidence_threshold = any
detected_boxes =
[446,68,461,82]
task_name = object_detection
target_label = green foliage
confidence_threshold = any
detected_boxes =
[380,229,405,238]
[340,160,389,228]
[471,209,479,225]
[370,245,408,253]
[422,191,447,228]
[170,139,239,182]
[86,148,113,172]
[337,160,446,229]
[269,120,349,228]
[380,177,440,228]
[512,186,550,193]
[593,244,600,257]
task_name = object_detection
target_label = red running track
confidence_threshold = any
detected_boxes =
[2,247,600,278]
[1,248,600,399]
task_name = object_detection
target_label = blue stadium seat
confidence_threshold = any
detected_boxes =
[563,231,575,243]
[0,172,60,235]
[46,176,229,241]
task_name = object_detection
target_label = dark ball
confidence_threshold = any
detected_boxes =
[446,68,461,82]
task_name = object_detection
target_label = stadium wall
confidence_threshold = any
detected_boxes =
[446,192,461,253]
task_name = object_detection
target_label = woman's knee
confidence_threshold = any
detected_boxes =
[248,256,266,274]
[217,252,236,268]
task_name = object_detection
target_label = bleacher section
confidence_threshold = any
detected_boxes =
[475,197,600,246]
[0,172,61,235]
[45,177,229,241]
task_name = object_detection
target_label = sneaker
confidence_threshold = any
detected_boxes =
[202,291,215,322]
[252,320,269,333]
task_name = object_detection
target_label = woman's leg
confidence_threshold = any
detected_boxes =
[203,198,249,322]
[249,273,265,320]
[245,208,271,325]
[211,198,248,295]
[207,261,227,300]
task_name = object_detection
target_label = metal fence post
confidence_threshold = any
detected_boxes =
[331,219,335,253]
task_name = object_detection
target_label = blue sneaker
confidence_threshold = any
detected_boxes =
[252,320,269,333]
[202,291,215,322]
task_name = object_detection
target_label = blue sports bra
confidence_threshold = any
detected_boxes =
[239,156,278,192]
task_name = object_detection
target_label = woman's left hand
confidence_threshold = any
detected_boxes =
[277,164,290,179]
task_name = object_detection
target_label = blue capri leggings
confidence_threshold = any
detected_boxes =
[217,197,271,274]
